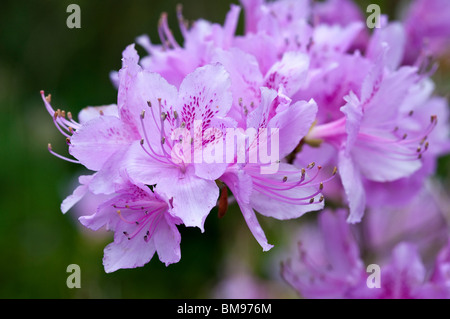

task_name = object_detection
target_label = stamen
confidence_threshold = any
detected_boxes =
[47,143,80,164]
[158,13,169,50]
[420,136,427,145]
[41,91,81,134]
[253,181,323,205]
[157,98,174,158]
[140,138,171,165]
[159,12,180,49]
[431,115,437,123]
[176,3,188,38]
[120,207,165,241]
[139,110,170,163]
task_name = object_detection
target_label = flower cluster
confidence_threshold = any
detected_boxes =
[282,184,450,298]
[43,0,450,293]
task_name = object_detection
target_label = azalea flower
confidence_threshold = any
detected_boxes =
[119,50,234,232]
[136,4,241,88]
[282,207,450,299]
[305,47,437,222]
[79,175,182,273]
[363,182,450,258]
[220,88,331,251]
[41,0,450,280]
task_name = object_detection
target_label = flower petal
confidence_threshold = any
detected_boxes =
[177,63,233,130]
[61,175,94,214]
[69,115,135,171]
[338,149,366,223]
[154,214,182,266]
[269,99,318,158]
[78,104,118,124]
[264,51,310,97]
[221,169,273,251]
[103,236,156,273]
[154,166,219,232]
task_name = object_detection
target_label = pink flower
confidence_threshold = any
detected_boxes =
[42,45,145,199]
[306,48,437,222]
[282,208,450,299]
[363,182,450,260]
[79,176,182,273]
[236,0,364,75]
[122,55,234,232]
[137,4,241,88]
[220,88,330,251]
[211,47,310,127]
[376,242,450,299]
[281,209,367,298]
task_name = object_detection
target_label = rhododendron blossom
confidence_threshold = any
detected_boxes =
[42,0,450,299]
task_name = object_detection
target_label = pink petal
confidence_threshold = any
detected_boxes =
[177,63,233,129]
[362,66,419,127]
[351,138,422,182]
[69,115,135,171]
[78,199,119,232]
[88,151,128,195]
[103,236,156,273]
[78,104,118,124]
[61,175,94,214]
[269,99,318,158]
[264,51,310,97]
[154,166,219,232]
[341,91,363,153]
[154,214,182,266]
[366,22,406,71]
[338,150,366,223]
[211,48,263,126]
[124,140,173,187]
[221,169,273,251]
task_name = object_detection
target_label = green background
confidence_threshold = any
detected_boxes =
[0,0,448,298]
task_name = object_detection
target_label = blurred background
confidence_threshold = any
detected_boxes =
[0,0,448,298]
